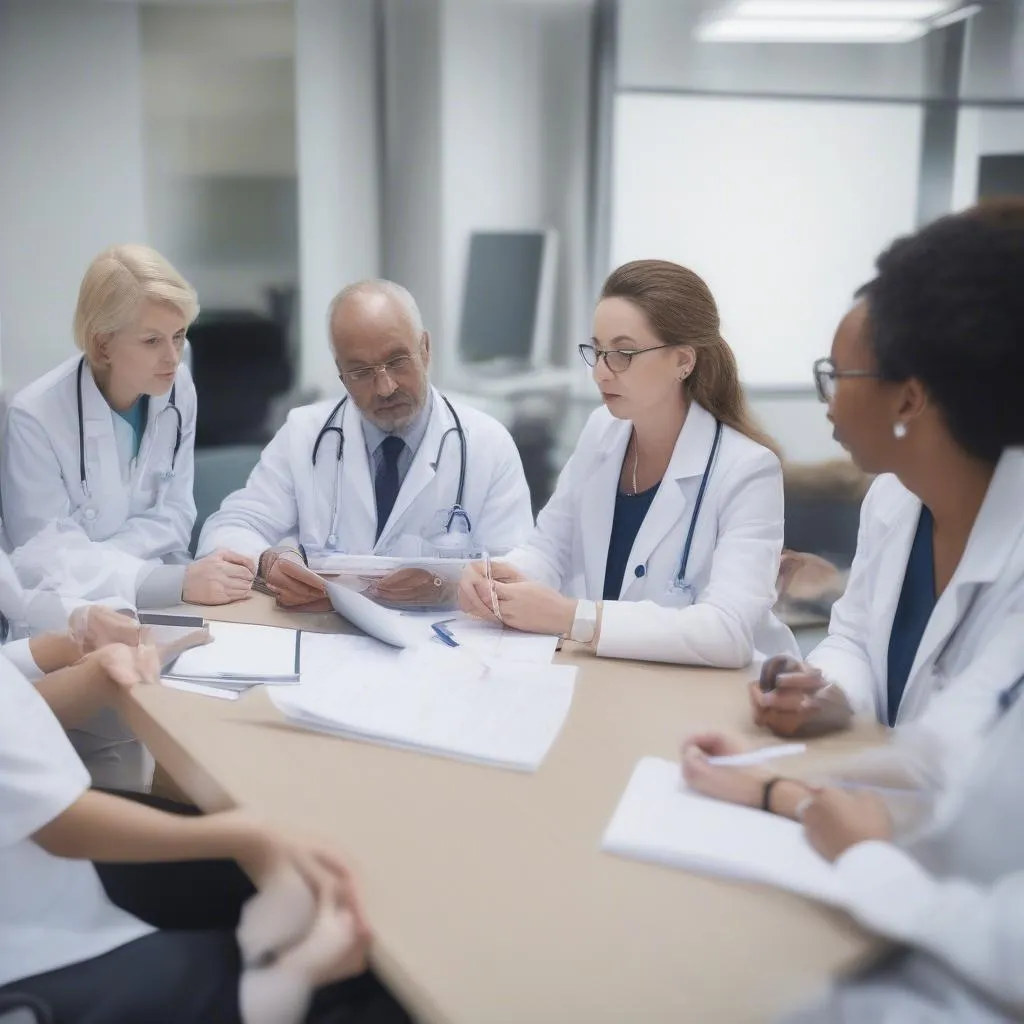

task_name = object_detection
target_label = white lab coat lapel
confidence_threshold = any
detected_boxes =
[79,363,127,525]
[577,416,631,596]
[379,390,444,541]
[900,450,1024,711]
[619,403,718,601]
[864,489,922,693]
[132,382,178,502]
[334,397,377,550]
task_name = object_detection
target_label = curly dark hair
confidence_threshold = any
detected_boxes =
[858,198,1024,464]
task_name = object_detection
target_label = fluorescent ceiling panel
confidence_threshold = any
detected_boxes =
[728,0,953,17]
[696,17,929,41]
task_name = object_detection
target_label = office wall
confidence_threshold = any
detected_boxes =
[0,0,147,391]
[437,0,592,385]
[141,3,298,315]
[294,0,380,392]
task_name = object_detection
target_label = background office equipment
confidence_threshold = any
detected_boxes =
[456,230,558,376]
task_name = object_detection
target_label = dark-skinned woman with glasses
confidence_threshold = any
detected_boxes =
[675,201,1024,1024]
[459,259,799,668]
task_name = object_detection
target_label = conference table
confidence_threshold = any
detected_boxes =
[122,596,887,1023]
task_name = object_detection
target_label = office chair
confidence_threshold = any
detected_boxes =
[187,311,293,447]
[0,993,55,1024]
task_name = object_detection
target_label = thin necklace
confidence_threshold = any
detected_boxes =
[631,432,639,495]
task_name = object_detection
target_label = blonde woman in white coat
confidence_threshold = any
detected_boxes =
[1,244,255,611]
[751,200,1024,740]
[459,259,798,668]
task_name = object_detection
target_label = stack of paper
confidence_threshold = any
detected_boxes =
[274,636,576,771]
[163,621,301,697]
[601,757,845,905]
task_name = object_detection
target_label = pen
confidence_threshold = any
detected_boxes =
[431,620,459,648]
[482,552,503,624]
[706,743,807,767]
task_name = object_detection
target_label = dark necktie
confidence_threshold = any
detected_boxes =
[374,435,405,541]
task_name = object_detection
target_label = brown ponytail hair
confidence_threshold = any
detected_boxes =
[601,259,779,455]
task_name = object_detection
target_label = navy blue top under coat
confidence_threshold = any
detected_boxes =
[886,506,937,727]
[603,482,660,601]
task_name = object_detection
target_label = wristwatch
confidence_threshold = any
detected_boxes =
[570,599,598,644]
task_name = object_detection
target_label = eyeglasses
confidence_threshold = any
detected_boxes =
[813,357,882,403]
[578,342,673,374]
[339,354,414,386]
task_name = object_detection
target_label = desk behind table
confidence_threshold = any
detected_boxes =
[126,595,886,1024]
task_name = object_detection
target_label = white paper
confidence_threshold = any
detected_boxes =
[167,621,299,682]
[161,678,242,701]
[276,639,576,771]
[602,757,844,905]
[401,612,559,665]
[325,582,416,648]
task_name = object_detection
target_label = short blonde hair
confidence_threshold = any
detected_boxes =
[73,244,199,363]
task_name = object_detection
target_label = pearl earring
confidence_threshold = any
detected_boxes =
[893,422,907,439]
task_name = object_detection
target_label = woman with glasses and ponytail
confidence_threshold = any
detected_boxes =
[459,259,798,668]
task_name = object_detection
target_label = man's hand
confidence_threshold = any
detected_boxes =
[184,550,256,605]
[263,550,330,611]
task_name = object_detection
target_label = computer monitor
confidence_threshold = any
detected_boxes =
[456,229,558,374]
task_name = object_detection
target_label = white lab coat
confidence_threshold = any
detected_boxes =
[808,448,1024,729]
[0,654,154,989]
[505,401,799,667]
[197,386,534,561]
[783,659,1024,1023]
[0,546,151,791]
[1,354,197,607]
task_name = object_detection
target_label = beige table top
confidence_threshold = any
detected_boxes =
[124,596,887,1024]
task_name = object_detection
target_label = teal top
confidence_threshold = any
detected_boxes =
[114,395,149,459]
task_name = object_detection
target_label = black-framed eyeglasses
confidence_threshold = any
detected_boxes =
[339,354,414,386]
[813,357,882,403]
[578,342,673,374]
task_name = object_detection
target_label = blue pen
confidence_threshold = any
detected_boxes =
[431,619,459,648]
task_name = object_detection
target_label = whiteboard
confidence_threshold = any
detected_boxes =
[611,93,923,388]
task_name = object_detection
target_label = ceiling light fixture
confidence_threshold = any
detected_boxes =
[929,2,982,27]
[728,0,954,18]
[696,17,930,42]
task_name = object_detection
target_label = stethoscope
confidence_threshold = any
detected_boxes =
[311,393,470,542]
[76,356,182,498]
[633,419,723,599]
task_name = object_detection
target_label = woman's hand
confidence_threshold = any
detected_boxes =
[680,732,770,808]
[184,549,256,605]
[275,863,371,986]
[749,655,853,738]
[457,561,524,623]
[68,604,142,654]
[801,787,893,862]
[234,818,371,984]
[263,551,330,610]
[86,642,161,691]
[485,580,576,635]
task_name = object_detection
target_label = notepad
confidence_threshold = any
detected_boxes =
[602,757,845,905]
[272,643,576,771]
[165,621,301,687]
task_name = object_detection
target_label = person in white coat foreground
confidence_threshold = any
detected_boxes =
[198,279,533,610]
[750,199,1024,739]
[680,646,1024,1023]
[460,259,798,667]
[0,648,411,1023]
[1,244,256,610]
